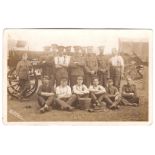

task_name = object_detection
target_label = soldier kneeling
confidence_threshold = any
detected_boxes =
[37,76,55,113]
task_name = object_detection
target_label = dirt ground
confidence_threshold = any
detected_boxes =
[6,67,148,122]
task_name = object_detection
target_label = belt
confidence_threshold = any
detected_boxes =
[111,66,122,68]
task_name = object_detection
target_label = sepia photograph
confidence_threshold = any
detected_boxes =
[3,29,152,123]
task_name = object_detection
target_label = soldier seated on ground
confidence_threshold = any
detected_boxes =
[55,77,77,111]
[121,77,139,106]
[37,76,55,113]
[89,77,113,109]
[72,76,89,108]
[106,79,121,109]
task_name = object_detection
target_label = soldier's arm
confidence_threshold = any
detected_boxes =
[41,92,55,97]
[73,86,83,95]
[63,86,72,98]
[82,85,89,94]
[122,85,132,97]
[133,85,138,96]
[69,57,77,68]
[37,85,42,96]
[94,58,98,73]
[77,58,85,66]
[16,61,21,76]
[89,86,96,93]
[107,58,111,78]
[120,56,124,76]
[95,86,106,94]
[84,59,91,73]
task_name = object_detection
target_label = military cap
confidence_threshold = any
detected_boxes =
[77,76,84,80]
[42,75,50,80]
[107,78,113,83]
[60,76,68,81]
[58,46,65,51]
[98,46,104,50]
[51,44,58,47]
[73,46,81,49]
[87,46,94,52]
[65,46,72,50]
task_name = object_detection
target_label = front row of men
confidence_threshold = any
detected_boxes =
[37,75,139,113]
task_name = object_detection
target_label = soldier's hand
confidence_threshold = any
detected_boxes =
[90,71,95,74]
[16,76,19,81]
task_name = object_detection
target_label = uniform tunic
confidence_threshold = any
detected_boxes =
[16,60,31,79]
[37,83,55,107]
[122,84,139,104]
[85,55,98,87]
[97,55,108,87]
[69,55,85,87]
[106,85,121,104]
[16,60,32,97]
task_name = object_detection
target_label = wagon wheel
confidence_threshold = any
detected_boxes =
[7,67,38,99]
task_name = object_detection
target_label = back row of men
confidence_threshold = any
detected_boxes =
[15,46,139,113]
[39,45,124,89]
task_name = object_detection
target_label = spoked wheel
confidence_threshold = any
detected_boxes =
[7,67,38,99]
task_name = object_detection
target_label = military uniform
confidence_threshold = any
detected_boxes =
[69,54,85,88]
[106,85,121,107]
[85,54,98,87]
[16,59,32,98]
[37,82,55,108]
[41,55,55,86]
[121,84,139,105]
[97,54,108,87]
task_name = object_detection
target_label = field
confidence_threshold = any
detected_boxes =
[6,67,148,122]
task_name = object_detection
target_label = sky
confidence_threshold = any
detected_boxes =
[5,29,151,54]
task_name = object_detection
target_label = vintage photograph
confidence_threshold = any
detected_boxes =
[3,29,152,123]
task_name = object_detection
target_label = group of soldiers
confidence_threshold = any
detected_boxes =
[15,45,139,113]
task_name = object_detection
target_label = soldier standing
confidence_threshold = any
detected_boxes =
[84,46,98,87]
[41,53,55,87]
[109,48,124,90]
[97,46,108,87]
[54,46,70,86]
[16,52,32,100]
[69,46,85,88]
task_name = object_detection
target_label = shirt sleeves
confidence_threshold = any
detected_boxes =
[89,85,94,92]
[83,85,89,93]
[55,86,60,96]
[73,85,78,94]
[66,86,72,96]
[99,85,106,93]
[119,56,124,67]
